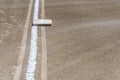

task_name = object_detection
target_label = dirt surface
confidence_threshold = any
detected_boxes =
[1,0,120,80]
[0,0,29,80]
[46,0,120,80]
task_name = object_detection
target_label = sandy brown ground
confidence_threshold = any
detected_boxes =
[1,0,120,80]
[46,0,120,80]
[0,0,29,79]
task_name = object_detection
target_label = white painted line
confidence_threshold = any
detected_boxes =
[25,0,39,80]
[13,0,33,80]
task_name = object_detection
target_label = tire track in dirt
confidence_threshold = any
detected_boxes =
[13,0,33,80]
[41,0,48,80]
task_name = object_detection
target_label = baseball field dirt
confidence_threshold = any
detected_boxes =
[46,0,120,80]
[1,0,120,80]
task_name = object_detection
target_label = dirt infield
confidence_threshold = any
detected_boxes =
[1,0,120,80]
[46,0,120,80]
[0,0,29,79]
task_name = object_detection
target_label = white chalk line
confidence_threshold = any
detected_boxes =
[13,0,33,80]
[25,0,40,80]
